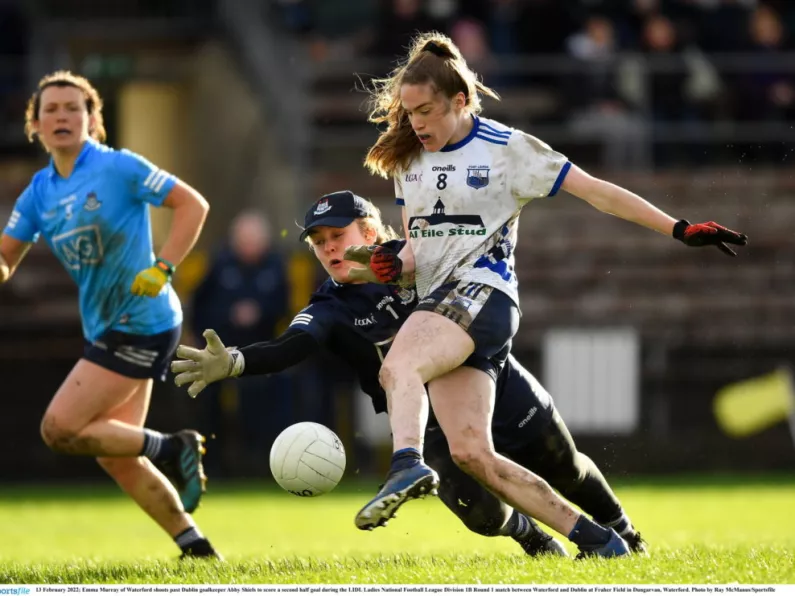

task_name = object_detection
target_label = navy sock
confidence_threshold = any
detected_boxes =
[505,511,554,543]
[389,447,422,472]
[504,511,537,539]
[175,527,214,556]
[140,430,180,461]
[606,513,632,536]
[567,514,612,548]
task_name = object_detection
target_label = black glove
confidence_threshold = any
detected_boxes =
[673,220,748,257]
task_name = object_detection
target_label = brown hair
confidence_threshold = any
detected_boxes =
[24,70,107,149]
[364,31,500,179]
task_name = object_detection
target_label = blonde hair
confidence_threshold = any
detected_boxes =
[364,31,500,179]
[25,70,106,149]
[356,212,400,245]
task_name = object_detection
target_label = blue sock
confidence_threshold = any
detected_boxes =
[390,447,422,472]
[567,514,612,548]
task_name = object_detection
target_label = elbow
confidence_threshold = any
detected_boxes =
[586,193,611,213]
[169,182,210,219]
[0,255,10,284]
[190,191,210,219]
[197,193,210,216]
[579,179,613,213]
[186,193,210,228]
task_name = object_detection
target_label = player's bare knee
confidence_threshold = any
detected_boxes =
[40,415,80,453]
[449,443,494,480]
[379,359,417,392]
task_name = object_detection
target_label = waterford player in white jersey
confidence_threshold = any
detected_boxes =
[0,71,220,559]
[347,32,747,554]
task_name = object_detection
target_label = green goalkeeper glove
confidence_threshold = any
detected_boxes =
[171,329,245,398]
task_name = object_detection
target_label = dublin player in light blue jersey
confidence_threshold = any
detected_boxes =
[0,71,220,559]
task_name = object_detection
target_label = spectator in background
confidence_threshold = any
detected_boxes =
[640,13,722,166]
[372,0,444,59]
[736,4,794,121]
[733,4,794,162]
[642,15,690,121]
[566,14,649,170]
[190,210,292,476]
[450,16,491,64]
[484,0,522,57]
[692,0,756,53]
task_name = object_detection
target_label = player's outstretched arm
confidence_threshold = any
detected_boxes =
[0,235,32,284]
[561,164,748,256]
[131,180,211,297]
[172,327,320,398]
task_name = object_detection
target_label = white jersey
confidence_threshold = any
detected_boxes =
[395,115,570,306]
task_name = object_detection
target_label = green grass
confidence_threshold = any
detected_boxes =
[0,476,793,584]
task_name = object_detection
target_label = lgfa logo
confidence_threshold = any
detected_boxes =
[314,199,331,215]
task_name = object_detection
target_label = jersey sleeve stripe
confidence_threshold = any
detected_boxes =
[478,122,511,137]
[143,169,171,193]
[143,169,157,187]
[475,134,508,146]
[291,314,313,325]
[395,197,405,206]
[478,129,511,142]
[548,161,572,197]
[154,173,171,193]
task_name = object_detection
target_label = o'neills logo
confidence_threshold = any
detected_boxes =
[432,165,456,172]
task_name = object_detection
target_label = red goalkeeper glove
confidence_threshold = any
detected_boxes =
[344,244,403,284]
[673,220,748,257]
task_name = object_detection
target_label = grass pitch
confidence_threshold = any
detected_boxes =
[0,475,792,584]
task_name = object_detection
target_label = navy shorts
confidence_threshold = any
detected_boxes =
[415,281,519,382]
[490,355,555,453]
[83,325,182,382]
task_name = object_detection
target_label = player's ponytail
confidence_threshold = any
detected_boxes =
[364,31,500,180]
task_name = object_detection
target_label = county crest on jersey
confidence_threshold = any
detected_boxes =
[394,115,571,307]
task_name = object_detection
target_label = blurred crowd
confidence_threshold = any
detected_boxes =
[272,0,795,166]
[274,0,795,59]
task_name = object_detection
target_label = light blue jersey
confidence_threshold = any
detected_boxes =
[2,139,182,341]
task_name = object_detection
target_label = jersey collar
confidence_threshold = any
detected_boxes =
[440,114,479,153]
[47,138,99,179]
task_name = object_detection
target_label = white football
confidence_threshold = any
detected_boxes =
[269,422,346,497]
